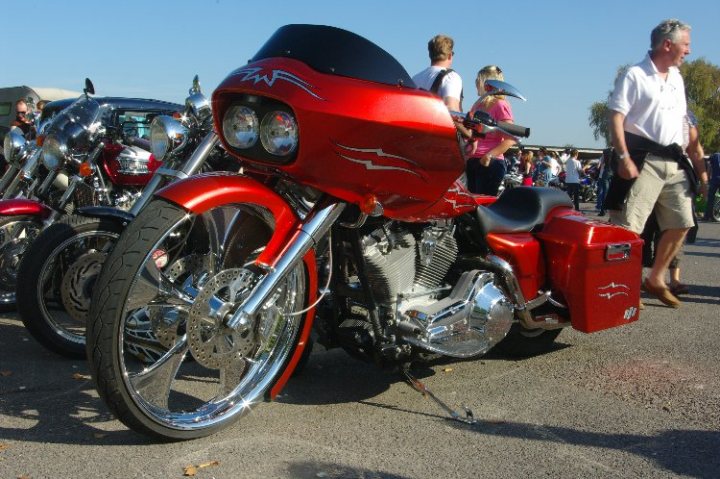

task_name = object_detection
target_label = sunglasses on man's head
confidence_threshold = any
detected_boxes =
[17,111,27,115]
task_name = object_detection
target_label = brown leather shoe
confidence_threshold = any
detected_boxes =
[639,300,645,310]
[670,282,690,295]
[642,278,680,308]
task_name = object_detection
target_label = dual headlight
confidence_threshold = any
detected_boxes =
[149,116,189,161]
[222,105,298,157]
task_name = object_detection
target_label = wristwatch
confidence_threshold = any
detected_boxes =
[618,152,629,160]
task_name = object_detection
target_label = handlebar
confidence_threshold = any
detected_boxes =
[449,110,531,140]
[496,121,530,138]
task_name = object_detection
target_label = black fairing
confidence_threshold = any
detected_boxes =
[251,24,416,88]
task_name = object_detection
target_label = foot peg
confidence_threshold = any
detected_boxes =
[403,368,477,425]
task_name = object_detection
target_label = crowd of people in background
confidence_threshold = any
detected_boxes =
[413,19,717,309]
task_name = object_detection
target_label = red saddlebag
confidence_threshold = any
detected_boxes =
[538,213,643,333]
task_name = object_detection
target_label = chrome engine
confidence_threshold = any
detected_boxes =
[359,223,514,358]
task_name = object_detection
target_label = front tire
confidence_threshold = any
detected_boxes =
[17,215,124,358]
[87,199,308,440]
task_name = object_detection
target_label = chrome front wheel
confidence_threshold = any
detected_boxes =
[88,199,307,440]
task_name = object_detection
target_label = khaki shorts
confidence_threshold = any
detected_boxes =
[609,154,694,234]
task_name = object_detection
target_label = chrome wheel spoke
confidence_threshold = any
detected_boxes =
[127,262,193,311]
[128,335,188,410]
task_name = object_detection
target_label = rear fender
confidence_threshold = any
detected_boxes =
[0,198,53,219]
[155,171,317,399]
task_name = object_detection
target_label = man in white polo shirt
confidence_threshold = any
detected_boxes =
[608,18,702,308]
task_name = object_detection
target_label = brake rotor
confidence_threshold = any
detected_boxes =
[60,251,106,323]
[187,268,257,369]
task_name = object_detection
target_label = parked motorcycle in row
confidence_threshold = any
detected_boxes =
[0,81,181,313]
[17,76,234,359]
[87,25,643,440]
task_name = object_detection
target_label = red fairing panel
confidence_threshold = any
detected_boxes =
[154,172,318,397]
[212,58,467,222]
[0,198,53,218]
[403,180,496,221]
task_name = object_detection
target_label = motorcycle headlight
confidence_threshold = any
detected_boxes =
[3,129,27,165]
[42,134,66,170]
[260,111,298,156]
[150,116,189,161]
[223,105,259,149]
[186,92,212,122]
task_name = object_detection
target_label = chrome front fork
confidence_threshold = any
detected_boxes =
[224,199,345,331]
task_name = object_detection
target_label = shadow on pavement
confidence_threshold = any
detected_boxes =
[447,419,720,479]
[286,460,412,479]
[358,399,720,479]
[0,318,152,446]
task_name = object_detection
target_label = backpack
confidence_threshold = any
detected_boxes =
[428,69,464,104]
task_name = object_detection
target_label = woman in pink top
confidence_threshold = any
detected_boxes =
[465,65,517,195]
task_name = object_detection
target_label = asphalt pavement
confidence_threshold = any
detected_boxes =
[1,205,719,479]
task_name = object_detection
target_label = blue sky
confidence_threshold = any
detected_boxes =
[3,0,719,148]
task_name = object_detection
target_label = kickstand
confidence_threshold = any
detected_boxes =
[402,367,477,425]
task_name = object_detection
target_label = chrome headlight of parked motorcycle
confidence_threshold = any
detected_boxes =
[260,111,298,156]
[186,92,212,123]
[42,133,67,170]
[150,116,189,161]
[3,129,27,166]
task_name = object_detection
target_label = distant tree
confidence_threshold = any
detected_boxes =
[588,59,720,152]
[588,66,628,147]
[681,59,720,153]
[588,101,611,146]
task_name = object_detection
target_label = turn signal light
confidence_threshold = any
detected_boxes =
[36,135,45,147]
[79,161,94,177]
[359,194,383,217]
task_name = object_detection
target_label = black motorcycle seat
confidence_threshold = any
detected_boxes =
[475,187,573,235]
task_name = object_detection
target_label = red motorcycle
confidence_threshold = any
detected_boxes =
[87,25,643,440]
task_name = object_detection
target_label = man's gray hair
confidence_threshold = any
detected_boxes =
[651,19,691,50]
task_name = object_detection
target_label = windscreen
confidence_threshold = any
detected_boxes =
[251,24,416,88]
[45,96,101,139]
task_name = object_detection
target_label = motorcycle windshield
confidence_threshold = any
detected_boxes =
[45,96,101,140]
[42,96,101,168]
[251,24,416,88]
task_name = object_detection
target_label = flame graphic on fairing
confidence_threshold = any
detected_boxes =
[335,143,427,180]
[597,281,630,299]
[443,184,475,209]
[229,67,324,100]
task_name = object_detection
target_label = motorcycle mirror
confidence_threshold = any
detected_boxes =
[84,78,95,96]
[189,75,202,95]
[482,79,526,102]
